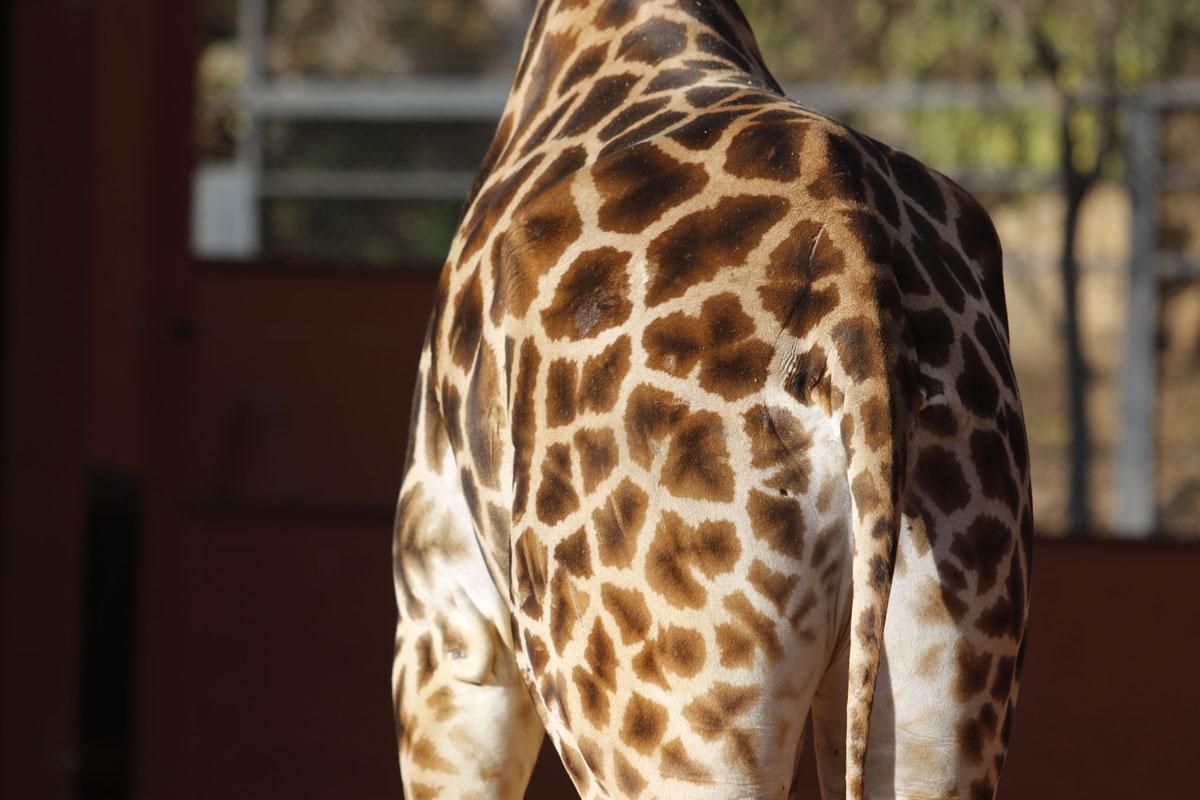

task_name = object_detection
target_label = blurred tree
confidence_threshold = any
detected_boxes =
[741,0,1200,532]
[264,0,526,77]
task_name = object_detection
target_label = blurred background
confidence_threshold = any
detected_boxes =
[3,1,1199,798]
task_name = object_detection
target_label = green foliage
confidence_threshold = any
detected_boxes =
[265,199,462,265]
[741,0,1200,84]
[261,0,517,77]
[739,0,1200,178]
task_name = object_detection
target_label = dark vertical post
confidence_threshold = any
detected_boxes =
[77,473,141,799]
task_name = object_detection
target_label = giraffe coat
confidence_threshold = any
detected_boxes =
[392,2,1032,798]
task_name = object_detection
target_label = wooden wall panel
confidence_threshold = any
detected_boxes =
[1,1,94,797]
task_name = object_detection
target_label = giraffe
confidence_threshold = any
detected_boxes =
[391,1,1032,798]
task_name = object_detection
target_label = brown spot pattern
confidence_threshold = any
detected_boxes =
[448,270,483,370]
[602,583,651,644]
[561,73,639,137]
[743,405,812,494]
[955,639,994,701]
[644,293,772,401]
[595,142,709,234]
[624,384,688,468]
[573,427,618,494]
[554,527,593,577]
[668,109,743,150]
[598,97,670,142]
[585,618,618,690]
[656,625,707,677]
[579,335,632,414]
[747,559,799,614]
[513,528,547,619]
[541,247,633,340]
[536,442,579,525]
[951,514,1012,595]
[915,445,971,515]
[746,489,805,561]
[716,623,754,667]
[725,120,809,181]
[723,591,783,663]
[662,410,736,501]
[617,18,687,64]
[682,682,758,741]
[510,339,540,522]
[593,478,650,568]
[646,194,790,306]
[621,693,668,754]
[546,358,578,428]
[492,186,583,323]
[614,751,647,797]
[549,569,579,652]
[661,738,714,783]
[558,44,608,96]
[573,665,610,727]
[646,511,740,608]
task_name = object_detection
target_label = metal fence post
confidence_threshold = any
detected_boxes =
[1114,98,1160,537]
[236,0,267,255]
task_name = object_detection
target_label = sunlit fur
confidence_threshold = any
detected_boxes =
[393,2,1032,798]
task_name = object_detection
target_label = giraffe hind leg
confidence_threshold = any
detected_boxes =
[808,432,1028,800]
[392,379,544,799]
[393,578,545,800]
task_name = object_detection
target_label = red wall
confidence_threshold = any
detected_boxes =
[129,523,1200,798]
[2,2,93,797]
[998,539,1200,799]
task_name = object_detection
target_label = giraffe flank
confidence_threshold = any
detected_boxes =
[392,1,1032,798]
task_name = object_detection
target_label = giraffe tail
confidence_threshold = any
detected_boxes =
[834,294,917,800]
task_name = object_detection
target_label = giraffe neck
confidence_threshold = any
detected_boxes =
[502,0,781,138]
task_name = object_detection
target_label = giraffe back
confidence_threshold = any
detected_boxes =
[394,3,1031,798]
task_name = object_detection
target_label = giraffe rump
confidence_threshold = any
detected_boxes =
[393,2,1032,798]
